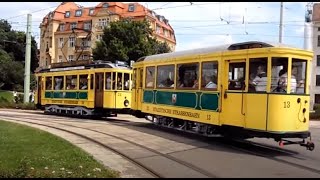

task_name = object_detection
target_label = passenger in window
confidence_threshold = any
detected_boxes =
[164,78,174,87]
[124,79,130,90]
[117,76,122,90]
[252,65,267,91]
[278,67,297,93]
[248,73,256,92]
[296,79,305,93]
[204,75,217,89]
[146,71,154,88]
[228,81,236,90]
[192,79,199,88]
[106,75,112,89]
[81,80,88,90]
[55,78,63,90]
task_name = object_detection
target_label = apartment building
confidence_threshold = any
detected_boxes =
[310,3,320,109]
[38,2,176,69]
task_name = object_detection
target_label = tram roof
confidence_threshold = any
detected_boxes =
[37,60,131,73]
[138,41,301,62]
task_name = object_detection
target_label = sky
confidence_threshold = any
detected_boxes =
[0,2,311,51]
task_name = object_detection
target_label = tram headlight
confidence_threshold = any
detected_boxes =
[124,99,129,107]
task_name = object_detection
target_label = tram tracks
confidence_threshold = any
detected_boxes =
[0,111,319,177]
[0,114,218,178]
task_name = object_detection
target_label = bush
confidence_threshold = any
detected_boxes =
[0,97,8,103]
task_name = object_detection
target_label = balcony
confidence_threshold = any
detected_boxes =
[75,45,91,52]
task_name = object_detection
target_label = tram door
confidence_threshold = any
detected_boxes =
[36,76,42,105]
[95,73,104,108]
[220,60,246,127]
[136,68,143,111]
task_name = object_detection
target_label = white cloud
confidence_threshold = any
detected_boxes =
[0,2,309,50]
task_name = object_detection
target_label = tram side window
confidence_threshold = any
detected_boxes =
[79,75,88,90]
[139,69,143,88]
[292,58,307,94]
[66,75,77,90]
[228,62,246,90]
[105,72,112,90]
[271,57,289,93]
[117,72,123,90]
[201,61,218,90]
[132,69,136,89]
[146,66,155,88]
[112,72,116,90]
[248,58,268,92]
[54,76,64,90]
[157,65,175,88]
[124,73,130,90]
[177,63,199,89]
[90,74,94,90]
[45,77,52,90]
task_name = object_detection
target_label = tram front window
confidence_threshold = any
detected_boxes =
[271,57,288,93]
[271,57,306,94]
[292,58,307,94]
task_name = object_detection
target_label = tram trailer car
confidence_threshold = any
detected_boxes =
[131,41,315,151]
[34,60,132,117]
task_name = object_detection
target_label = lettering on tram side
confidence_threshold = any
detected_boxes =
[152,107,200,118]
[64,100,79,104]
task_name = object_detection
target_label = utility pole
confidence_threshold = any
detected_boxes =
[279,2,284,43]
[23,14,32,103]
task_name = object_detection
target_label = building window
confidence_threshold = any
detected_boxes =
[99,19,107,27]
[96,34,103,41]
[315,94,320,104]
[58,55,63,62]
[59,24,65,31]
[69,37,75,47]
[68,55,74,61]
[81,54,89,60]
[318,35,320,47]
[59,38,64,48]
[82,39,91,47]
[128,4,135,12]
[317,55,320,66]
[84,22,91,30]
[70,23,77,30]
[75,10,82,17]
[164,29,168,37]
[65,11,70,18]
[317,75,320,86]
[318,27,320,31]
[89,8,94,15]
[156,25,161,34]
[102,3,109,8]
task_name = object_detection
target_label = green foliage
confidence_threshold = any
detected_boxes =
[0,90,13,102]
[0,19,38,91]
[93,19,172,63]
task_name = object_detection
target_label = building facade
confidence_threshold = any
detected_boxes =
[310,3,320,109]
[38,2,176,69]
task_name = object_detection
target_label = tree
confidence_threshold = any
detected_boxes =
[0,49,24,91]
[0,19,38,73]
[92,19,172,63]
[0,19,38,91]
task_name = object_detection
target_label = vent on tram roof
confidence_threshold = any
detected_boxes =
[228,41,273,50]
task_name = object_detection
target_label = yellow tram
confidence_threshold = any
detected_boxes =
[35,60,132,117]
[131,41,315,151]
